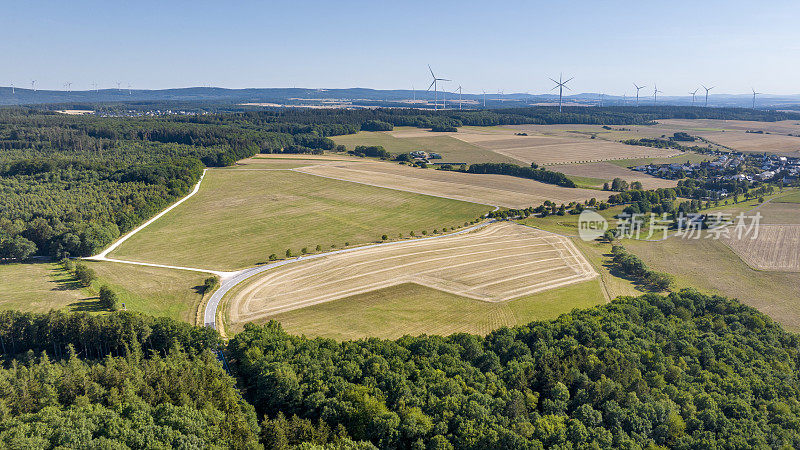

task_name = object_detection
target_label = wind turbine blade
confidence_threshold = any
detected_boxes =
[563,85,572,91]
[564,77,574,84]
[549,77,559,85]
[428,65,435,78]
[440,78,452,82]
[427,80,435,91]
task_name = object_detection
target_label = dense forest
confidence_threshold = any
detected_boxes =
[1,291,799,448]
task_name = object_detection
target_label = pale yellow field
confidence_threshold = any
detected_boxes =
[657,119,800,155]
[658,119,800,135]
[295,161,601,208]
[458,125,682,165]
[723,225,800,272]
[554,162,679,189]
[225,222,597,327]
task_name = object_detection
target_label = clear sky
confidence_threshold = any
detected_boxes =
[3,0,799,95]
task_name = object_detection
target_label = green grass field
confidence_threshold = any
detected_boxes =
[0,261,206,323]
[0,262,86,312]
[234,280,606,340]
[83,261,207,323]
[623,236,800,332]
[110,169,491,270]
[332,130,522,165]
[773,190,800,204]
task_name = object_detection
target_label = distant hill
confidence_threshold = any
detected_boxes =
[2,86,800,109]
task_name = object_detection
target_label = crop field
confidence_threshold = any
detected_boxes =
[454,130,682,165]
[554,162,679,189]
[657,119,800,155]
[295,160,601,208]
[109,168,491,270]
[224,222,597,329]
[250,280,606,339]
[658,119,800,135]
[332,128,522,164]
[723,225,800,272]
[623,236,800,331]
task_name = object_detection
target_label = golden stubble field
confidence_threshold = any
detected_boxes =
[657,119,800,156]
[295,160,601,208]
[225,221,597,328]
[453,128,682,165]
[723,225,800,272]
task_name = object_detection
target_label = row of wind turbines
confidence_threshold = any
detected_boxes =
[425,66,764,111]
[7,81,133,95]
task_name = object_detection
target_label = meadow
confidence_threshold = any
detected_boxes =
[0,261,206,323]
[109,168,491,270]
[229,279,606,339]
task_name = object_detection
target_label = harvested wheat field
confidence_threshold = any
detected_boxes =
[453,129,681,165]
[295,161,600,208]
[554,162,678,189]
[225,221,597,327]
[723,225,800,272]
[657,119,800,155]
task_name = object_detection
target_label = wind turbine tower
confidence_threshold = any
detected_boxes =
[482,90,486,107]
[652,85,662,105]
[426,65,450,110]
[689,88,698,106]
[751,88,761,109]
[633,83,645,107]
[31,80,36,92]
[455,85,463,110]
[549,73,573,113]
[702,84,714,107]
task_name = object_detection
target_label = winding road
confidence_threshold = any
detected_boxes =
[82,164,501,331]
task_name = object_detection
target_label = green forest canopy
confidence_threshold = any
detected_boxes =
[1,290,798,448]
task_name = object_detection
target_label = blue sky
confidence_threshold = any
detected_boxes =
[3,0,799,95]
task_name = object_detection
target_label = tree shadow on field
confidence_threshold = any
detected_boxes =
[69,297,105,312]
[47,263,83,291]
[192,285,206,295]
[601,251,650,293]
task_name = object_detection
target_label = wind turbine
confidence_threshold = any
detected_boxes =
[549,73,573,112]
[128,84,132,95]
[689,88,699,106]
[652,85,662,105]
[31,80,36,92]
[455,85,463,110]
[426,65,450,110]
[622,92,627,106]
[633,83,645,107]
[482,89,486,107]
[751,88,761,109]
[117,82,121,91]
[702,84,714,107]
